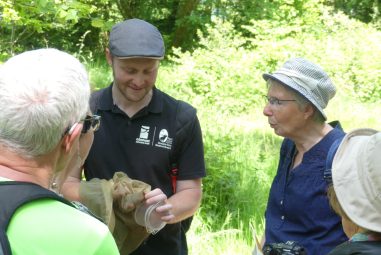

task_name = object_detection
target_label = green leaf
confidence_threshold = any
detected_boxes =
[65,9,78,22]
[91,18,104,28]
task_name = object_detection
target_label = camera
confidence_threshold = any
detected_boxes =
[263,241,307,255]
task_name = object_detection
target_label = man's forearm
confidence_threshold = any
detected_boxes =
[167,180,202,223]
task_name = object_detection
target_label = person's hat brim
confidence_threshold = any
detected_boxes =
[332,128,381,232]
[263,73,327,120]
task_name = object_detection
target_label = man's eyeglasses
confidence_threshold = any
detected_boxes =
[263,96,296,106]
[81,114,101,133]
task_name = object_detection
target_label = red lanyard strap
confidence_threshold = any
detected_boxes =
[170,164,178,194]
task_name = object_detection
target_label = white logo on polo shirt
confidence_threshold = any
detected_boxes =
[139,126,150,139]
[136,125,151,145]
[155,129,172,150]
[135,126,173,150]
[159,129,168,142]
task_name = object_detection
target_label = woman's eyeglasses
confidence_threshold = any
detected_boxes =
[81,114,101,133]
[263,95,296,106]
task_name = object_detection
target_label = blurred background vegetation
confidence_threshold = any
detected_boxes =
[1,0,381,254]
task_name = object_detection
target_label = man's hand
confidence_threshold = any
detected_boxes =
[144,188,175,222]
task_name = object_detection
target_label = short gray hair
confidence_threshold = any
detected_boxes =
[0,49,90,157]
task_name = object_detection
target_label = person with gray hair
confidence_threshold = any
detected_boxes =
[260,58,347,254]
[0,48,119,254]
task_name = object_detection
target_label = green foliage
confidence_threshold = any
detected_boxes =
[326,0,381,23]
[200,124,281,237]
[112,0,213,53]
[187,213,257,255]
[243,8,381,103]
[0,0,349,60]
[85,57,112,91]
[159,21,265,115]
[0,0,120,59]
[159,2,347,116]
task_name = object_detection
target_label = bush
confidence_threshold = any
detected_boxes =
[157,21,267,116]
[158,7,381,116]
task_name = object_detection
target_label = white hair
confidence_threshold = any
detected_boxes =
[0,48,90,157]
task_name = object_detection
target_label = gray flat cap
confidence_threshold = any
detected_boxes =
[109,19,165,59]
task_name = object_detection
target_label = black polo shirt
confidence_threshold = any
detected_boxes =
[84,85,206,255]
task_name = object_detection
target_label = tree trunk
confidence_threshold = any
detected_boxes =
[116,0,142,19]
[172,0,200,48]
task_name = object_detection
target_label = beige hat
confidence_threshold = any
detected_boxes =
[332,128,381,232]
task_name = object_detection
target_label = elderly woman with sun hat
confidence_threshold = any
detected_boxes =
[261,58,347,254]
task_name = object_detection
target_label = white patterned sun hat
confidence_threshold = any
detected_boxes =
[263,58,336,120]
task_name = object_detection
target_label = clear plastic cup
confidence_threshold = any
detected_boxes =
[134,200,166,234]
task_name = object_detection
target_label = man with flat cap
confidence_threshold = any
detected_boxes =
[63,19,206,255]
